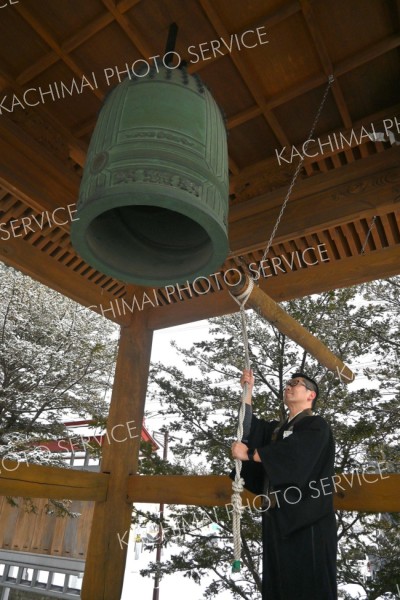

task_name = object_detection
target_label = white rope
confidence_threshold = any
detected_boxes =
[229,277,254,572]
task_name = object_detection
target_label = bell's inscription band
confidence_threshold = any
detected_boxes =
[124,129,197,148]
[112,169,201,198]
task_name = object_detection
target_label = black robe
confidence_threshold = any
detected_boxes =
[236,412,337,600]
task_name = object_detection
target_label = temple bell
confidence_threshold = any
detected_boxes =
[71,63,229,287]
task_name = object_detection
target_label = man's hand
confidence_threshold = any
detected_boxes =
[231,441,249,461]
[240,369,254,404]
[231,441,261,462]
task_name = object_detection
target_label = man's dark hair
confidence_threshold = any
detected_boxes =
[291,372,319,409]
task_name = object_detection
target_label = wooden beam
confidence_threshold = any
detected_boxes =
[230,274,354,381]
[229,147,400,254]
[15,4,103,102]
[16,0,141,86]
[148,244,400,329]
[127,474,400,513]
[227,106,263,130]
[0,461,108,501]
[335,33,400,78]
[17,11,114,86]
[257,244,400,300]
[300,0,352,128]
[128,475,249,506]
[264,35,400,113]
[82,314,153,600]
[198,0,290,148]
[101,0,154,59]
[334,472,400,512]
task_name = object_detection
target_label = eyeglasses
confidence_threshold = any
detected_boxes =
[285,378,312,390]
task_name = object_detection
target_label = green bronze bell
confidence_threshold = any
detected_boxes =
[71,65,229,287]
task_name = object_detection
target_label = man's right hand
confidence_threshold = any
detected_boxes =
[240,369,254,403]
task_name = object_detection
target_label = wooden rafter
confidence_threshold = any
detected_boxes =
[198,0,290,148]
[14,4,104,102]
[299,0,352,128]
[15,0,142,86]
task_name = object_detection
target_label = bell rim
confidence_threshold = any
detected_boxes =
[71,188,229,287]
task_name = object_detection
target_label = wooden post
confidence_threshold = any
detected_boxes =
[229,273,355,382]
[81,313,153,600]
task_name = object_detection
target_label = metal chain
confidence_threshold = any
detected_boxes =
[259,75,334,266]
[360,216,377,255]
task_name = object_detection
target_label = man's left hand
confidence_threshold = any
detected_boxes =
[231,441,249,461]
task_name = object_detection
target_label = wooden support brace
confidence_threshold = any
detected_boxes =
[229,273,355,382]
[0,461,108,501]
[127,473,400,513]
[1,466,395,513]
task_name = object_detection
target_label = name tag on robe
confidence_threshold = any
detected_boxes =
[283,430,293,439]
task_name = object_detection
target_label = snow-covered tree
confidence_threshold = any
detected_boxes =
[0,263,118,510]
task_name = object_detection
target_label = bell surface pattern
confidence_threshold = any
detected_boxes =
[71,66,229,287]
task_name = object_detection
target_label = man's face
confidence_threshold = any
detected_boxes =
[284,377,314,406]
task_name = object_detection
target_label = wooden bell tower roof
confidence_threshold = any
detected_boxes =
[0,0,399,327]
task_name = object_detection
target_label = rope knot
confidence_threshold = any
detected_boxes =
[232,477,245,494]
[230,276,254,310]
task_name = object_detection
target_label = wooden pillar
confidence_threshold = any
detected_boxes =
[81,313,153,600]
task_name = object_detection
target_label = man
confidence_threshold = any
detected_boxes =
[231,369,337,600]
